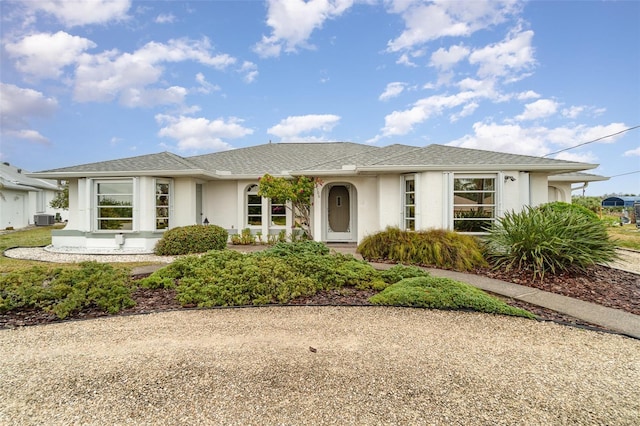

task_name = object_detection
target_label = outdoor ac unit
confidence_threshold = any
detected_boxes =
[34,214,55,226]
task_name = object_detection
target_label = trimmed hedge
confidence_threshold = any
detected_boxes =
[154,224,228,255]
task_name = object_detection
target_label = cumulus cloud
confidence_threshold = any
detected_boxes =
[553,151,597,163]
[386,0,521,52]
[74,38,236,105]
[446,121,631,159]
[4,31,96,80]
[195,73,220,94]
[267,114,341,140]
[468,27,535,79]
[624,147,640,157]
[516,90,540,100]
[379,82,406,101]
[0,83,57,144]
[254,0,354,57]
[24,0,131,27]
[430,44,470,70]
[514,99,559,121]
[155,13,175,24]
[240,61,259,83]
[155,114,253,151]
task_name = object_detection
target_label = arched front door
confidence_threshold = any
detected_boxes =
[324,184,356,242]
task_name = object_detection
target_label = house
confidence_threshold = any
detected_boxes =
[28,142,602,252]
[1,162,66,229]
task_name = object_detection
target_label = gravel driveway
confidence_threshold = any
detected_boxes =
[1,307,638,425]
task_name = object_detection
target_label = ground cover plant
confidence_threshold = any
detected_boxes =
[484,204,617,280]
[357,227,486,271]
[370,276,535,319]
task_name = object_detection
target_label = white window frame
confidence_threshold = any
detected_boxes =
[155,179,172,231]
[246,184,262,228]
[270,199,287,227]
[402,174,416,231]
[452,174,497,234]
[93,178,136,232]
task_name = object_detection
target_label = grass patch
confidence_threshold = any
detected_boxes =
[370,276,536,319]
[606,224,640,251]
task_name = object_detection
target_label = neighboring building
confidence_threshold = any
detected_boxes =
[28,142,601,252]
[0,162,66,229]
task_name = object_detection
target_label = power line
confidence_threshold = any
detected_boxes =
[608,170,640,179]
[542,125,640,157]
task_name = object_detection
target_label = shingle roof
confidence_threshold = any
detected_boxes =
[29,142,597,178]
[1,162,60,191]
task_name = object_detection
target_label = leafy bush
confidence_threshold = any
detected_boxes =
[539,201,599,221]
[357,227,486,271]
[484,206,617,280]
[154,224,228,255]
[0,262,134,319]
[369,276,535,318]
[379,264,430,284]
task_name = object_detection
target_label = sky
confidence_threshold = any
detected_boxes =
[1,0,638,197]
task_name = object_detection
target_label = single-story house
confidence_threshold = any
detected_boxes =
[1,162,67,230]
[28,142,602,252]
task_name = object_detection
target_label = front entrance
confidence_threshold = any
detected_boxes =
[324,184,356,242]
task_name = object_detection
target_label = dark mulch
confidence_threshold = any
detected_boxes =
[1,265,638,335]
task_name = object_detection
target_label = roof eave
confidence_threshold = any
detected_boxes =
[26,169,220,179]
[355,163,598,173]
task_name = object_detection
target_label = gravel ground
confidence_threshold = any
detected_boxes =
[1,307,638,425]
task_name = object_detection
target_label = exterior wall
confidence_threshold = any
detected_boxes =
[205,180,238,231]
[0,189,28,229]
[419,171,445,230]
[173,177,197,227]
[548,183,571,202]
[377,174,401,230]
[529,173,549,207]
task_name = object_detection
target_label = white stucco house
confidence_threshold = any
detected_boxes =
[27,142,604,252]
[1,162,67,230]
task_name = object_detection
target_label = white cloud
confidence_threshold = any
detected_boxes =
[268,114,341,140]
[195,73,220,94]
[74,38,236,105]
[396,53,417,67]
[24,0,131,27]
[155,114,253,151]
[624,147,640,157]
[254,0,354,57]
[515,99,559,121]
[240,61,259,83]
[562,105,585,119]
[119,86,188,108]
[446,122,631,159]
[0,83,57,145]
[386,0,521,52]
[450,102,479,122]
[469,27,535,79]
[379,82,406,101]
[553,151,597,163]
[155,13,175,24]
[5,31,96,80]
[516,90,540,100]
[430,44,470,70]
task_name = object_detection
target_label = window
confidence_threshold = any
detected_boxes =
[403,176,415,231]
[247,184,262,226]
[155,180,170,230]
[453,176,496,232]
[270,201,286,226]
[96,180,133,231]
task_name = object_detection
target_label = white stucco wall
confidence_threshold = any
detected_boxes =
[0,189,28,229]
[529,173,549,207]
[205,180,238,230]
[377,174,401,230]
[173,177,196,227]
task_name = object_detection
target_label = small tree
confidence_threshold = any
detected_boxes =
[258,174,321,240]
[50,181,69,210]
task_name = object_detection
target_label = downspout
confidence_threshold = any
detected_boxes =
[571,181,589,197]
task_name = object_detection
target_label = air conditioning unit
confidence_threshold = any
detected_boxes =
[34,214,55,226]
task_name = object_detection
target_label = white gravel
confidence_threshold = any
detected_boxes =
[1,307,638,425]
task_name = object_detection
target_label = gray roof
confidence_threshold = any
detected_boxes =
[28,142,597,179]
[1,162,60,191]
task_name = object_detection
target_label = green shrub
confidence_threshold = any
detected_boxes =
[539,201,600,221]
[379,264,430,284]
[154,224,228,255]
[369,276,535,318]
[0,262,134,319]
[484,206,617,280]
[357,227,486,271]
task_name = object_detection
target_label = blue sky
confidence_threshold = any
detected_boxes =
[1,0,638,196]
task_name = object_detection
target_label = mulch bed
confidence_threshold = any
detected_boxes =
[1,265,638,336]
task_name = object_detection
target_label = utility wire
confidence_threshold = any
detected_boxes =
[542,125,640,157]
[607,170,640,178]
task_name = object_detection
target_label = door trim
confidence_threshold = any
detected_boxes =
[323,183,357,242]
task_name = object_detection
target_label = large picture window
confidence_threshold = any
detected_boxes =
[453,176,496,232]
[247,184,262,226]
[155,180,170,230]
[270,201,286,226]
[403,176,415,231]
[96,180,133,231]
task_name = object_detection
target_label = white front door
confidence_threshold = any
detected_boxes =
[325,184,355,242]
